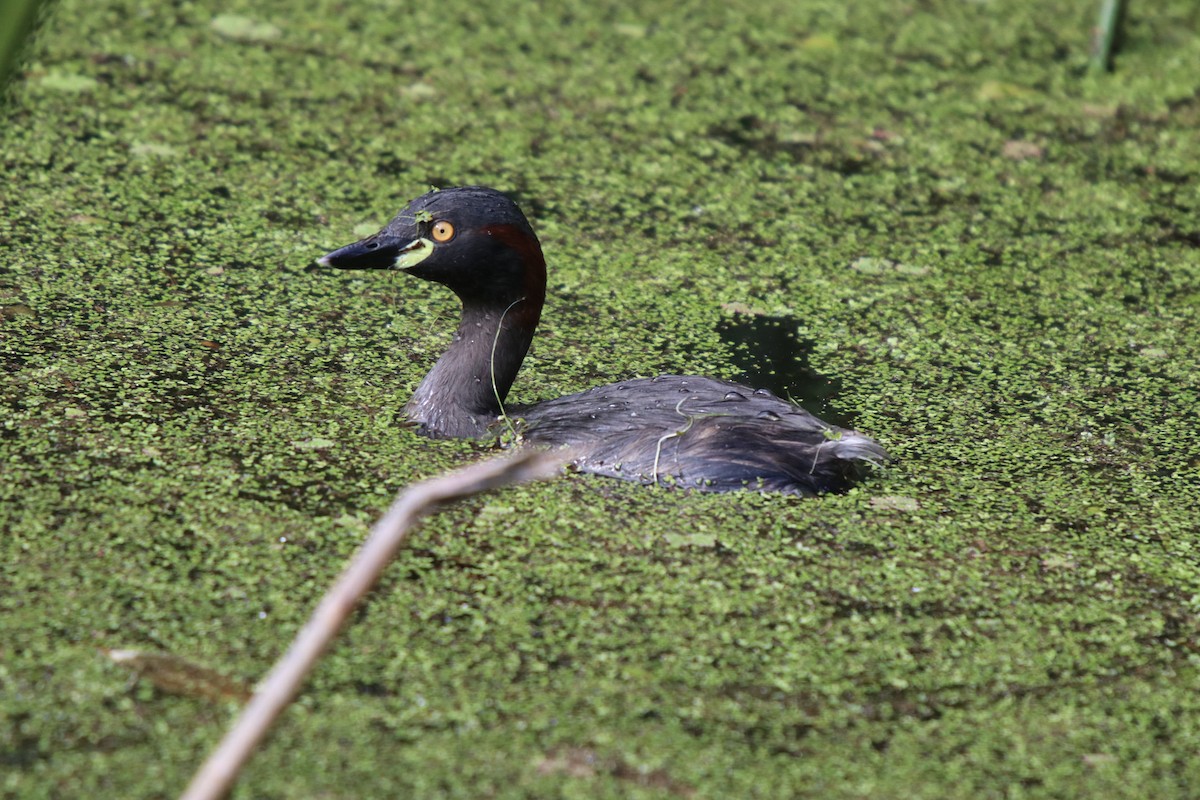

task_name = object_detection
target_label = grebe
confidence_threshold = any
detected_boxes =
[318,186,885,495]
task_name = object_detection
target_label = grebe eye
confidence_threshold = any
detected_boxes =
[431,220,456,242]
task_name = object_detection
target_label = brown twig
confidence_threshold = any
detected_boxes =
[180,448,566,800]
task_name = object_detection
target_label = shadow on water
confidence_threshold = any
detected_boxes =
[716,313,854,429]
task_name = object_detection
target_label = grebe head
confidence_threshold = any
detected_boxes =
[317,186,548,437]
[317,186,546,307]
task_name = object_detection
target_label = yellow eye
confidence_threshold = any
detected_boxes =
[431,220,455,243]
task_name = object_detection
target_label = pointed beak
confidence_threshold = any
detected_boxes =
[316,234,434,271]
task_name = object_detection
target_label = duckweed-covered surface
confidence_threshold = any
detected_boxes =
[4,0,1200,796]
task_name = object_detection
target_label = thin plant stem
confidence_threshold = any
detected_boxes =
[179,449,566,800]
[490,296,525,440]
[1090,0,1126,72]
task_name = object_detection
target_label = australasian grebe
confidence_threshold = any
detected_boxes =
[318,186,886,495]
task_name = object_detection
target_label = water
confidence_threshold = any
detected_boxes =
[715,314,853,428]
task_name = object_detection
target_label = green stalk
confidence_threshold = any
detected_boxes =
[1090,0,1127,73]
[0,0,49,99]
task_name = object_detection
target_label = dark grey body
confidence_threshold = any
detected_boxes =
[514,375,884,495]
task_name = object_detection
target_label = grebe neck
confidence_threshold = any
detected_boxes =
[404,296,541,438]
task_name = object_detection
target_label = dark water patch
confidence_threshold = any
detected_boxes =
[236,471,375,518]
[708,118,871,176]
[716,313,853,428]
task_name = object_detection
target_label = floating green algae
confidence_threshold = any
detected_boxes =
[3,0,1200,797]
